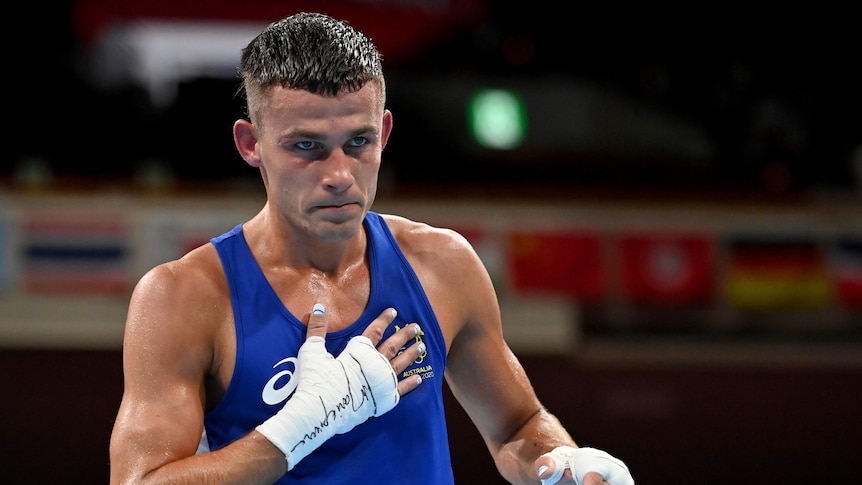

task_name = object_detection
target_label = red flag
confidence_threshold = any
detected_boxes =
[621,232,715,306]
[508,230,604,303]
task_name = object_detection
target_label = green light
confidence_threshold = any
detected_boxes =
[468,89,526,150]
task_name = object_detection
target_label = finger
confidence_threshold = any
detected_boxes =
[374,322,423,361]
[361,308,398,345]
[535,455,560,484]
[397,371,422,396]
[581,471,606,485]
[390,334,425,396]
[305,303,329,341]
[388,327,424,372]
[536,450,574,484]
[535,454,555,477]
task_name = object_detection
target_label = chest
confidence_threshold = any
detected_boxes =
[265,264,372,331]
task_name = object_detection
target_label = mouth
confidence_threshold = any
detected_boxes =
[316,200,359,210]
[312,201,362,218]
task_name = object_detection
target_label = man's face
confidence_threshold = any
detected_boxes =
[252,82,392,242]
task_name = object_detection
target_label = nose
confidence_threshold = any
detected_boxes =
[321,150,355,192]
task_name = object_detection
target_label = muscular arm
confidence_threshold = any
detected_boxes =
[392,217,576,484]
[430,231,632,484]
[109,248,287,485]
[447,321,576,484]
[443,247,576,484]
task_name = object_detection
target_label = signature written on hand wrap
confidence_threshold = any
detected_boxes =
[290,354,380,452]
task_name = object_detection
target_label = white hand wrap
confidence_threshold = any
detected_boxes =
[256,335,399,470]
[540,446,634,485]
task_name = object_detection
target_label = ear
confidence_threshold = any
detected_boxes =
[233,119,261,167]
[381,109,393,149]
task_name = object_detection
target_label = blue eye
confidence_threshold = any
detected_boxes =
[296,140,316,150]
[349,137,368,147]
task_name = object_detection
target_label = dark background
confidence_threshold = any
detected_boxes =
[3,2,861,484]
[6,0,861,197]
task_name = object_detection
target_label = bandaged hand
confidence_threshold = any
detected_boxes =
[256,304,399,470]
[537,446,634,485]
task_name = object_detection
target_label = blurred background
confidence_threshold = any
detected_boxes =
[2,1,860,483]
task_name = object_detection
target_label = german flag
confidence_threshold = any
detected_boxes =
[723,235,831,310]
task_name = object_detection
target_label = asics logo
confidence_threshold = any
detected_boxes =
[261,356,299,405]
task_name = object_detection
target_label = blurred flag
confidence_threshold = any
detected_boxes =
[448,223,506,293]
[508,229,605,303]
[621,232,715,306]
[832,236,862,309]
[724,236,831,309]
[141,214,235,271]
[0,216,9,293]
[20,213,131,294]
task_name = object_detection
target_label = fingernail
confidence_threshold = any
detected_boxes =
[312,303,325,315]
[416,375,422,384]
[417,343,426,356]
[537,465,548,476]
[390,308,397,318]
[413,324,421,335]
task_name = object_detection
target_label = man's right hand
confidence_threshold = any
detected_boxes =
[256,304,424,470]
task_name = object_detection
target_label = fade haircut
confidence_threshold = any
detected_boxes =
[238,12,385,123]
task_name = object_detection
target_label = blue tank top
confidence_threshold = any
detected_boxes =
[204,212,453,484]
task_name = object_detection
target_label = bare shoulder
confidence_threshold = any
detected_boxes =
[380,213,476,264]
[125,242,230,355]
[132,243,226,313]
[379,213,496,347]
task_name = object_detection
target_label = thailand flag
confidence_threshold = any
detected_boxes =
[20,212,131,295]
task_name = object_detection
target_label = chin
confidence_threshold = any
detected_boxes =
[317,217,363,241]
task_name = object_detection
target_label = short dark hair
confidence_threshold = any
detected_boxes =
[239,12,385,121]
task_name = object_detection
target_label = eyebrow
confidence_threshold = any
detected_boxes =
[294,126,378,140]
[285,130,325,140]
